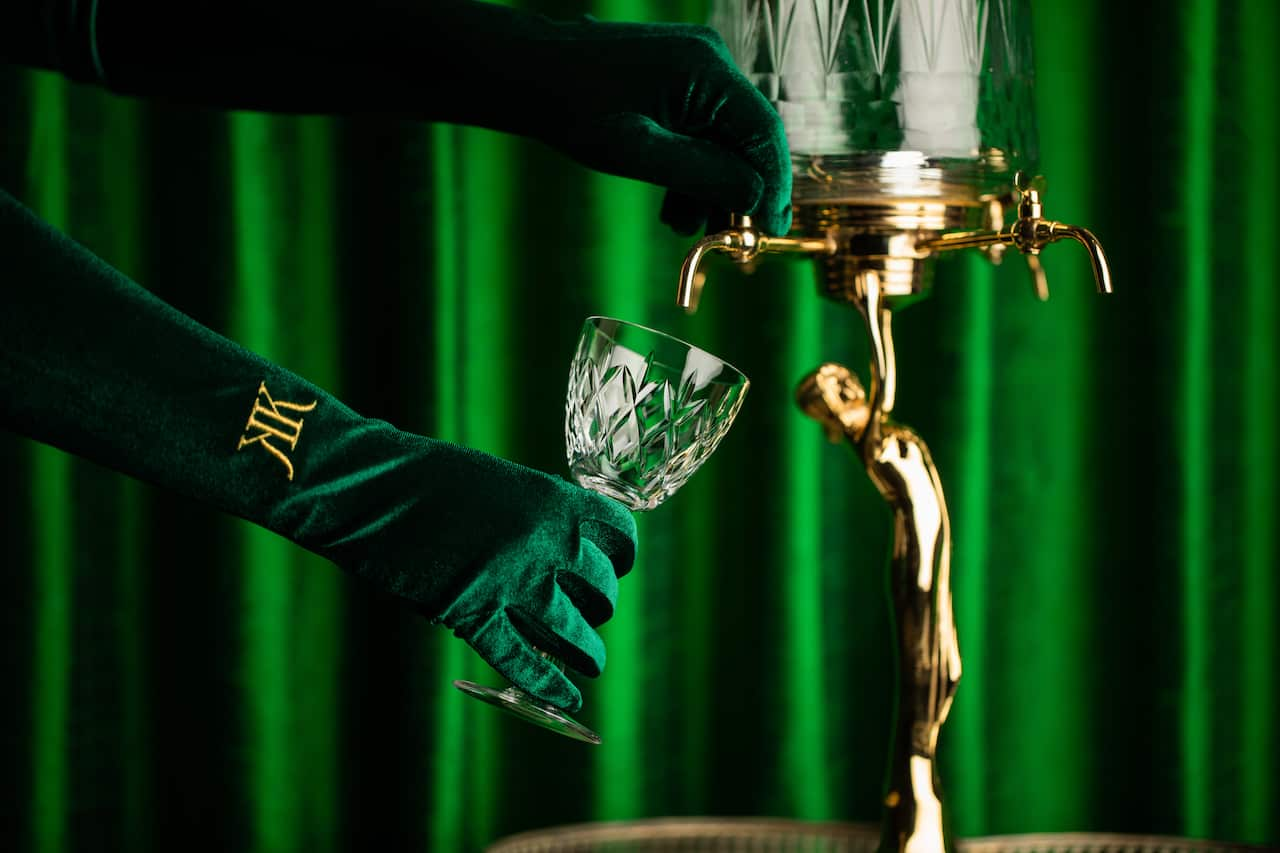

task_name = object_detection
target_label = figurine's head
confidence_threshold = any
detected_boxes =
[795,362,871,443]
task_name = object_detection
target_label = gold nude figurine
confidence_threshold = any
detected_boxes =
[796,270,961,853]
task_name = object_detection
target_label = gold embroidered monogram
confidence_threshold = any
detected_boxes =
[236,382,318,481]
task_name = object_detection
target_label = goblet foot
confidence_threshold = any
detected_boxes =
[452,680,602,745]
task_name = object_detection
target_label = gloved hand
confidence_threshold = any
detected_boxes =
[455,11,794,238]
[0,186,636,711]
[312,436,636,712]
[5,0,792,236]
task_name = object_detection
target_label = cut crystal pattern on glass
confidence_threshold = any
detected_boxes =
[708,0,1037,197]
[565,319,748,512]
[455,318,749,744]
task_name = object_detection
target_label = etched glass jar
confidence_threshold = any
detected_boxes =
[708,0,1037,204]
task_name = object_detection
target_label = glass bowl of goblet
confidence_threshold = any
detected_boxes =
[453,316,749,743]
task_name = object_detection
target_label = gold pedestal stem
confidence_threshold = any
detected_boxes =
[796,271,960,853]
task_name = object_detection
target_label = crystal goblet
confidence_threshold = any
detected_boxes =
[453,316,749,743]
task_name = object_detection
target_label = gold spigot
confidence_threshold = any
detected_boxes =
[677,213,834,312]
[918,172,1113,299]
[676,174,1110,314]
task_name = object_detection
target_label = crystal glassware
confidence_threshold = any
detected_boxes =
[453,316,750,743]
[707,0,1038,204]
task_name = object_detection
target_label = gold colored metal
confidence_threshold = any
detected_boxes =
[918,174,1113,296]
[673,171,1112,853]
[796,201,978,306]
[677,213,833,312]
[796,272,959,853]
[1027,255,1049,301]
[796,363,870,443]
[974,195,1048,300]
[978,196,1009,267]
[675,172,1110,313]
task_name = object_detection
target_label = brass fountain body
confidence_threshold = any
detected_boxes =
[676,171,1112,853]
[678,171,1112,314]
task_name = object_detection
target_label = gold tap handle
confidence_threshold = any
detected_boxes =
[1027,254,1049,301]
[676,214,833,313]
[920,172,1114,296]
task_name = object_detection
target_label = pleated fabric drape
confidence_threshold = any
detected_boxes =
[1,1,1275,851]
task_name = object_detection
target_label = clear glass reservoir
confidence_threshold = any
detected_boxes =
[708,0,1038,204]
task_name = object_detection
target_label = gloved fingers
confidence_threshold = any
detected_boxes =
[578,491,638,579]
[660,190,708,236]
[693,82,793,237]
[560,113,764,228]
[506,584,606,679]
[467,610,584,712]
[558,538,619,627]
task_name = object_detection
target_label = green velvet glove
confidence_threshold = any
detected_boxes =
[0,186,636,712]
[1,0,791,236]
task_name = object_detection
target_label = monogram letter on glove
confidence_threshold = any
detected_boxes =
[236,382,318,481]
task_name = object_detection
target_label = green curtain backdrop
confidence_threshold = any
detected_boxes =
[2,1,1277,850]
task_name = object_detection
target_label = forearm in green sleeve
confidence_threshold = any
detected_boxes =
[1,186,640,709]
[0,185,384,555]
[4,1,794,238]
[4,0,564,130]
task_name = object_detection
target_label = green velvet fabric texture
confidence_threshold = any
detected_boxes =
[1,0,792,236]
[4,1,1280,852]
[0,185,636,711]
